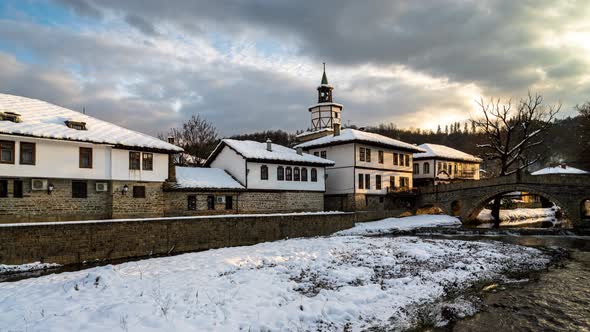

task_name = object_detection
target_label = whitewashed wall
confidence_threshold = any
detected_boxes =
[209,147,247,185]
[0,134,169,182]
[246,161,326,191]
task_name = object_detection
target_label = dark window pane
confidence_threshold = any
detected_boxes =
[378,151,383,164]
[358,173,363,189]
[207,195,215,210]
[294,167,300,181]
[320,151,327,159]
[129,152,141,170]
[286,167,292,181]
[376,175,382,190]
[20,143,35,165]
[72,181,87,198]
[365,174,371,189]
[13,180,23,198]
[0,180,7,197]
[79,148,92,168]
[142,153,153,171]
[366,149,371,162]
[301,168,308,181]
[311,168,317,182]
[133,186,146,198]
[277,166,284,181]
[187,195,197,210]
[261,165,268,180]
[225,196,233,210]
[0,141,15,163]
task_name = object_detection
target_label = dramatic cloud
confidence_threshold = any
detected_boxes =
[0,0,588,136]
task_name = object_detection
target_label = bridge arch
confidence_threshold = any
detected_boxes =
[463,185,572,223]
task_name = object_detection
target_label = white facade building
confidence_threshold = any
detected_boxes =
[412,143,481,186]
[205,139,334,192]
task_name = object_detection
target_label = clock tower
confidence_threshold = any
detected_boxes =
[308,64,343,134]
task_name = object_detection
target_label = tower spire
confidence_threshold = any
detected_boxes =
[321,62,329,85]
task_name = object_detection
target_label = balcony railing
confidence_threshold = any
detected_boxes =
[387,186,416,194]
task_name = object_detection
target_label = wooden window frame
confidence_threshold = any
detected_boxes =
[142,153,153,171]
[311,168,318,182]
[365,174,371,189]
[376,174,382,190]
[187,195,197,211]
[261,165,269,180]
[366,149,371,163]
[301,168,308,182]
[129,151,141,170]
[313,151,319,157]
[133,186,146,198]
[286,167,293,181]
[79,147,93,169]
[320,151,327,159]
[424,162,430,174]
[0,180,7,197]
[358,173,364,189]
[393,153,399,166]
[13,180,23,198]
[20,142,36,165]
[225,195,233,210]
[72,181,88,198]
[359,147,365,162]
[277,166,284,181]
[413,163,419,174]
[378,150,384,164]
[207,195,215,210]
[0,140,15,164]
[293,167,300,181]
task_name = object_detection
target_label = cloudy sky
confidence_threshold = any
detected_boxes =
[0,0,589,136]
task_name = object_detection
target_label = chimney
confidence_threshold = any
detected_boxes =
[296,147,303,155]
[560,162,567,169]
[266,138,272,152]
[166,136,177,182]
[334,123,341,136]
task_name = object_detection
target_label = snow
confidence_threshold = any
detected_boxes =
[307,101,343,109]
[0,262,60,275]
[0,93,182,152]
[217,139,335,165]
[531,165,589,175]
[295,128,333,138]
[413,143,482,162]
[0,232,550,331]
[294,128,426,152]
[335,215,461,236]
[173,167,244,190]
[477,207,559,226]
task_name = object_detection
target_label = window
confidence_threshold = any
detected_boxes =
[313,151,319,157]
[311,168,318,182]
[261,165,269,180]
[454,164,458,174]
[413,163,419,174]
[72,181,87,198]
[379,196,384,203]
[13,180,23,198]
[133,186,146,198]
[423,162,430,174]
[393,153,399,166]
[0,141,15,164]
[359,147,365,161]
[207,195,215,210]
[286,167,292,181]
[376,174,382,190]
[65,120,87,130]
[1,112,21,123]
[320,151,327,159]
[79,147,93,169]
[294,167,300,181]
[390,176,395,189]
[277,166,284,181]
[129,151,141,170]
[358,173,364,189]
[400,177,409,188]
[142,153,153,171]
[225,196,233,210]
[301,168,308,181]
[378,151,384,164]
[0,180,7,197]
[187,195,197,210]
[20,142,35,165]
[365,174,371,189]
[406,155,410,167]
[366,149,371,162]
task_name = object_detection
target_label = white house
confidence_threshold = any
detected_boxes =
[531,164,589,175]
[412,143,481,186]
[0,93,182,222]
[203,138,335,212]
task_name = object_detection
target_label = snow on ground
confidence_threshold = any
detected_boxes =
[335,215,461,236]
[0,262,60,275]
[477,207,558,226]
[0,230,550,331]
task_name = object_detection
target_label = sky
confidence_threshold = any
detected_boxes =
[0,0,589,137]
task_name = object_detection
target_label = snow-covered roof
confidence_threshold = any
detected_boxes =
[295,128,333,138]
[208,139,335,166]
[308,102,344,110]
[531,165,589,175]
[173,167,244,190]
[0,93,182,152]
[413,143,482,162]
[294,128,425,152]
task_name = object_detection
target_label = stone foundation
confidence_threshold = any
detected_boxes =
[239,191,324,213]
[163,191,240,216]
[111,181,164,219]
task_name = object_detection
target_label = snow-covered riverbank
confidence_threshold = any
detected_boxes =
[477,207,560,226]
[0,215,551,331]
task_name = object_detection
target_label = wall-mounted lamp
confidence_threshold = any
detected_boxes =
[122,184,129,195]
[47,183,54,195]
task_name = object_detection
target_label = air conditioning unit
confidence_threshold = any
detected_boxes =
[216,196,226,204]
[31,179,48,191]
[96,182,108,192]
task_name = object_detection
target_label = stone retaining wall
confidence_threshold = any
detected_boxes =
[0,212,354,266]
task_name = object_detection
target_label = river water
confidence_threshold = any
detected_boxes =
[428,233,590,332]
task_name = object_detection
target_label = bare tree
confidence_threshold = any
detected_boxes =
[472,92,560,227]
[161,115,219,161]
[575,102,590,169]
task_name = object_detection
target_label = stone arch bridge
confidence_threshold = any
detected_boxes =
[417,173,590,227]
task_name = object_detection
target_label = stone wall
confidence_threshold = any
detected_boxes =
[0,212,355,265]
[0,178,111,223]
[109,181,164,219]
[163,191,240,216]
[239,191,324,213]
